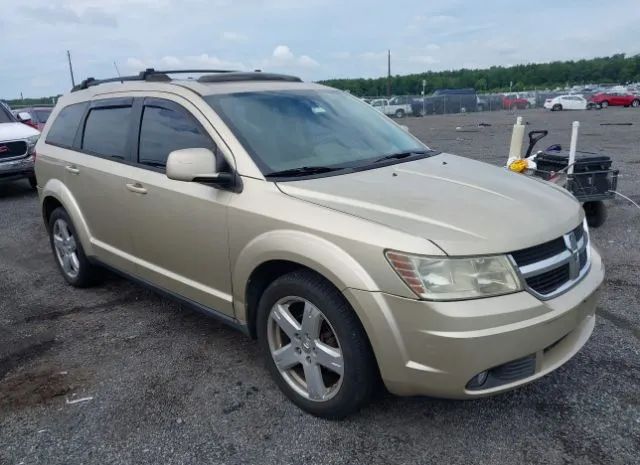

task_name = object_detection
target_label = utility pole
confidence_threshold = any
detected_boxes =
[67,50,76,88]
[386,49,391,97]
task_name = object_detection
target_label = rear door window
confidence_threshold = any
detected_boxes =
[137,104,215,169]
[45,103,87,148]
[82,106,132,159]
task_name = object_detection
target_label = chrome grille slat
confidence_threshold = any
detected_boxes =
[509,221,590,300]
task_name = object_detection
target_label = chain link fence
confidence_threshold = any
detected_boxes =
[362,90,583,117]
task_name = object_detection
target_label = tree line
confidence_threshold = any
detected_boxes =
[319,54,640,96]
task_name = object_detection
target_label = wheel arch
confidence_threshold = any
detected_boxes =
[40,178,94,256]
[233,231,378,338]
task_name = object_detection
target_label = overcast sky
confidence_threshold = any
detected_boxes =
[1,0,639,98]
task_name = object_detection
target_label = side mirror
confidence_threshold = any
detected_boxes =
[17,111,32,122]
[166,148,240,192]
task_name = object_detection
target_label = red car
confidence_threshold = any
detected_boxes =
[590,92,640,109]
[502,94,531,110]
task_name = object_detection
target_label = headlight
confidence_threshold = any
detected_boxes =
[386,251,522,300]
[26,134,39,155]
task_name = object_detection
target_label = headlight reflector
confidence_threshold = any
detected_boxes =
[386,251,521,300]
[26,134,39,155]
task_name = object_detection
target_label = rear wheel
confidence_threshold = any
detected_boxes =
[552,104,562,111]
[257,270,376,419]
[510,104,518,111]
[632,99,640,108]
[583,201,607,228]
[48,207,100,287]
[525,102,531,109]
[600,101,609,109]
[28,176,37,189]
[394,109,405,118]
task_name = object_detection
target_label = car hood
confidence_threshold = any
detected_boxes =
[276,154,582,255]
[0,122,40,140]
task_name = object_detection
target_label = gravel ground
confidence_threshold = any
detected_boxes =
[1,108,639,465]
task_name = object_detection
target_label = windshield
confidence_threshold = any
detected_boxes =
[205,89,426,175]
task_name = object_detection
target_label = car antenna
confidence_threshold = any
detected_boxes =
[113,61,123,83]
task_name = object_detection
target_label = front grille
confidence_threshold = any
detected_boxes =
[0,141,28,159]
[509,222,590,299]
[511,237,566,267]
[526,264,570,294]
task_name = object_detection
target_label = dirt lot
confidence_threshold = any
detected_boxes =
[1,108,639,465]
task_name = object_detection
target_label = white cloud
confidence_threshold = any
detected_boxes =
[126,54,245,71]
[265,45,320,69]
[298,55,320,68]
[272,45,295,61]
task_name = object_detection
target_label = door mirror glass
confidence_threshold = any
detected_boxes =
[166,148,218,182]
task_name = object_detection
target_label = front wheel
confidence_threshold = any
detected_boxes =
[632,99,640,108]
[600,101,609,109]
[395,109,405,118]
[28,176,37,189]
[48,207,100,287]
[257,270,377,419]
[552,104,562,111]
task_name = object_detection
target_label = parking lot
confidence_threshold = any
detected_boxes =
[1,108,638,465]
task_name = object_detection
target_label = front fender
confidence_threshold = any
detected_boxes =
[40,178,94,256]
[232,229,378,322]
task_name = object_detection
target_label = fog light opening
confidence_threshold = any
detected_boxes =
[467,370,489,389]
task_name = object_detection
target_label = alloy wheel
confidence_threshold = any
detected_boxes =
[267,296,344,402]
[52,218,80,279]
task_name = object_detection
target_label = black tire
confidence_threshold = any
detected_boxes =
[600,101,609,109]
[510,104,518,111]
[525,102,531,109]
[632,99,640,108]
[28,175,37,189]
[583,201,607,228]
[552,104,562,111]
[394,109,405,118]
[48,207,100,287]
[257,270,377,419]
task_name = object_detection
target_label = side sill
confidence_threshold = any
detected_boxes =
[92,258,250,336]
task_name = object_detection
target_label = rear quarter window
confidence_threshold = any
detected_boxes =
[46,103,87,148]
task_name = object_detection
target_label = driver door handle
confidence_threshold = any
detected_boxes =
[126,182,147,195]
[65,165,80,175]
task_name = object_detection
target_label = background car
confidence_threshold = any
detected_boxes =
[590,92,640,108]
[502,93,531,110]
[21,107,52,131]
[544,95,589,111]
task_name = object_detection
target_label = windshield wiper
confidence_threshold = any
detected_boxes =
[265,166,341,178]
[372,150,429,164]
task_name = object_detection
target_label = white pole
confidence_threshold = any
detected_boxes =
[568,121,579,175]
[508,116,525,160]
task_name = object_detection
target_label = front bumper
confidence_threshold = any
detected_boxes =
[0,155,35,182]
[344,246,604,398]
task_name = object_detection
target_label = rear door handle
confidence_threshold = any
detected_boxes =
[126,182,147,194]
[65,165,80,175]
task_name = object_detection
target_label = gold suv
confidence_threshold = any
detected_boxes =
[36,69,604,418]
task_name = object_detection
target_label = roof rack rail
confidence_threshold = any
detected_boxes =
[71,68,237,92]
[197,72,302,83]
